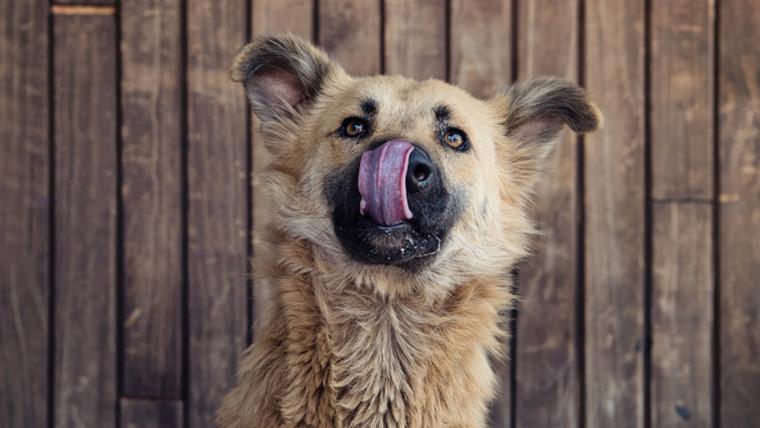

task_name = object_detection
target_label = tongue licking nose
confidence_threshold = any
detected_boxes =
[358,140,415,226]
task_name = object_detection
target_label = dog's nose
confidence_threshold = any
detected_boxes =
[406,147,436,193]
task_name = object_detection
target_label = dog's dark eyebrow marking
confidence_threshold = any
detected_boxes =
[361,98,378,116]
[433,104,451,123]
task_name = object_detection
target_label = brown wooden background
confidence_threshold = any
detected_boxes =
[2,0,759,427]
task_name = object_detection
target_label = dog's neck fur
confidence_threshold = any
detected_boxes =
[217,232,513,427]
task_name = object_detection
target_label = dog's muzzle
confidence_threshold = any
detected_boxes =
[358,140,439,227]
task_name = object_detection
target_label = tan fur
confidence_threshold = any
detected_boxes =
[218,35,600,427]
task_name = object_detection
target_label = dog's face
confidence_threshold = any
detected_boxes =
[232,36,600,294]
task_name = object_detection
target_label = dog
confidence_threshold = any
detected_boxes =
[217,34,600,427]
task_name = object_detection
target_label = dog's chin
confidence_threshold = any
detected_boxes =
[333,216,444,271]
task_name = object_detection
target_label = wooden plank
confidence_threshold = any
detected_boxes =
[53,12,118,428]
[584,0,646,426]
[120,398,183,428]
[512,0,581,426]
[54,0,115,6]
[651,0,714,200]
[448,2,513,426]
[249,0,314,332]
[187,0,248,426]
[384,0,446,80]
[319,0,381,76]
[252,0,313,37]
[651,202,713,426]
[719,0,760,425]
[450,0,511,98]
[0,0,49,426]
[120,0,183,398]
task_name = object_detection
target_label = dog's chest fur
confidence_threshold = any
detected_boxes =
[217,239,511,428]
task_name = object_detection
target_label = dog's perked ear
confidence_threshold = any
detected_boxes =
[493,77,602,194]
[502,77,601,143]
[230,34,340,122]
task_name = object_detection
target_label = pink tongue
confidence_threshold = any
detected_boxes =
[358,140,415,226]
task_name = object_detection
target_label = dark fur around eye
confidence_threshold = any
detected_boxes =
[337,117,371,139]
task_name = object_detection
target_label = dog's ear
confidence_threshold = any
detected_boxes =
[501,77,601,145]
[230,34,341,122]
[492,77,601,195]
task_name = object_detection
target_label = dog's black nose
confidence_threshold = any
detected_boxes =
[406,147,436,193]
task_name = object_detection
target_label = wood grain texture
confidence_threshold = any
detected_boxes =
[120,398,183,428]
[719,0,760,425]
[250,0,314,333]
[651,202,713,427]
[319,0,381,76]
[187,0,248,425]
[448,2,513,426]
[450,0,511,98]
[513,1,581,426]
[584,0,646,426]
[651,0,714,200]
[0,0,49,426]
[54,0,115,6]
[384,0,446,80]
[53,13,118,428]
[120,0,183,398]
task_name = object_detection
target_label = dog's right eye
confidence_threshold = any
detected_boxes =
[339,117,369,138]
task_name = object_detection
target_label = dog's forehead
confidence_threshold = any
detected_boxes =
[345,76,479,117]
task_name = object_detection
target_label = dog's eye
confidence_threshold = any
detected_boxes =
[340,117,368,138]
[443,128,468,151]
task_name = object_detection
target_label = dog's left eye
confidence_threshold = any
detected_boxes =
[340,117,369,138]
[443,128,468,151]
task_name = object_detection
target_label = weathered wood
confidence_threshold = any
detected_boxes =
[651,0,714,200]
[0,0,49,426]
[50,5,116,15]
[584,0,646,426]
[319,0,381,76]
[448,2,513,426]
[120,398,183,428]
[250,0,314,333]
[120,0,183,398]
[513,0,581,426]
[54,0,115,6]
[187,0,248,426]
[53,12,118,428]
[450,0,511,98]
[651,202,713,427]
[384,0,446,80]
[719,0,760,425]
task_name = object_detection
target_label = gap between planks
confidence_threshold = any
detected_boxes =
[51,5,115,15]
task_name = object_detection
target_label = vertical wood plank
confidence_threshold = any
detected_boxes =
[651,202,713,427]
[449,2,513,426]
[384,0,446,80]
[249,0,314,331]
[120,0,183,398]
[584,0,646,426]
[449,0,511,98]
[650,2,715,426]
[0,0,49,426]
[54,0,115,5]
[319,0,381,76]
[120,398,183,428]
[513,1,581,426]
[651,0,714,200]
[719,0,760,425]
[53,12,118,428]
[187,0,248,425]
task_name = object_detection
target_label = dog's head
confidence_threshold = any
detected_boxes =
[232,35,600,295]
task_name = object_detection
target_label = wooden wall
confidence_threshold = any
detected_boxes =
[1,0,758,427]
